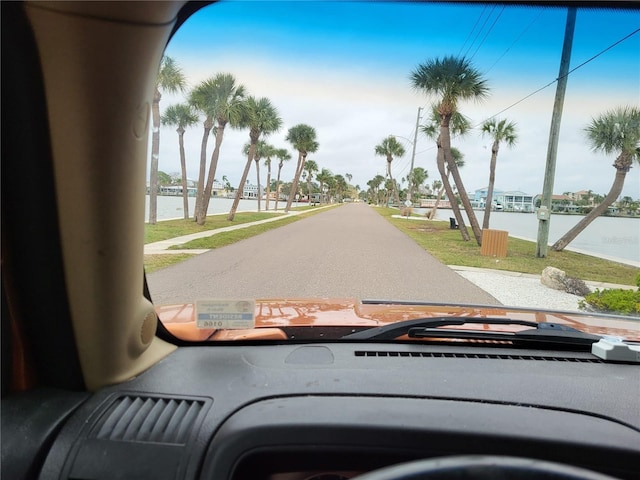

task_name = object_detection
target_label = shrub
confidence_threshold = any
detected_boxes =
[579,289,640,316]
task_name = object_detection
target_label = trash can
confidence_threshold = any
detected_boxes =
[481,229,508,257]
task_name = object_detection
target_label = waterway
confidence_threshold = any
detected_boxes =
[147,196,639,266]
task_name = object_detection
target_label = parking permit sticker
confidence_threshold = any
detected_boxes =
[196,300,256,329]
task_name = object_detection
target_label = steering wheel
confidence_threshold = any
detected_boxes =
[353,456,616,479]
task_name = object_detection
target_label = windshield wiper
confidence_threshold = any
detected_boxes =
[341,317,601,348]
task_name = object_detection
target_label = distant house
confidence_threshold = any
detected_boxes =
[239,183,262,199]
[473,187,504,208]
[534,194,579,213]
[502,191,534,212]
[472,188,534,212]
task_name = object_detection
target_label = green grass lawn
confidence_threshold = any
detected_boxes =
[144,254,195,273]
[144,211,284,244]
[172,205,339,250]
[144,205,341,272]
[375,207,639,286]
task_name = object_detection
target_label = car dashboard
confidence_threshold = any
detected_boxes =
[26,342,640,479]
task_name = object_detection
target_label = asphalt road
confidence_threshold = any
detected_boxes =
[147,203,500,306]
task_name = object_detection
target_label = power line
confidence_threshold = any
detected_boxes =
[458,5,488,57]
[485,10,544,74]
[469,6,506,61]
[408,24,639,173]
[478,27,640,126]
[463,5,497,58]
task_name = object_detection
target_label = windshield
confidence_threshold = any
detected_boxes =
[144,0,640,343]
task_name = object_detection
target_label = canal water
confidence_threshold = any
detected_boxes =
[147,196,639,266]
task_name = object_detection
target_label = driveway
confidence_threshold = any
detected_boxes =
[146,203,500,306]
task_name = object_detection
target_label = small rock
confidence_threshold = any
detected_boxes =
[541,266,567,291]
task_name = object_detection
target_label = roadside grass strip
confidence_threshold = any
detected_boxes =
[376,207,638,286]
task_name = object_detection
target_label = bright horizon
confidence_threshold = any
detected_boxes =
[153,0,640,199]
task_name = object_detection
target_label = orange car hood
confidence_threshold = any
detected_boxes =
[156,298,640,343]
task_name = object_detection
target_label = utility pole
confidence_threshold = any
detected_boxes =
[406,106,422,204]
[536,7,576,258]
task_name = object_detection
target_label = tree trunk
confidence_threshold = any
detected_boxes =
[197,122,226,225]
[265,160,272,210]
[284,152,305,212]
[482,140,499,230]
[194,118,213,221]
[429,178,449,220]
[387,159,400,208]
[435,139,469,241]
[177,128,189,219]
[255,158,261,212]
[228,143,256,221]
[274,163,283,211]
[149,91,161,224]
[441,122,482,245]
[551,168,627,251]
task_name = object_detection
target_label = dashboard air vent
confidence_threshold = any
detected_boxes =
[94,395,205,444]
[355,351,603,363]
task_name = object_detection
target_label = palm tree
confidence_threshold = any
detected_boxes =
[367,174,386,205]
[228,97,282,221]
[552,106,640,251]
[161,103,199,219]
[334,174,348,202]
[284,124,319,212]
[481,118,518,229]
[242,140,270,212]
[409,166,428,201]
[303,159,319,203]
[374,136,405,208]
[262,144,277,210]
[189,79,216,221]
[411,55,490,245]
[150,56,186,224]
[190,73,246,225]
[316,168,333,204]
[273,148,292,211]
[421,107,471,237]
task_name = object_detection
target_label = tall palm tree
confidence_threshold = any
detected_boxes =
[421,108,471,237]
[284,124,319,212]
[481,118,518,229]
[552,106,640,251]
[189,79,216,221]
[273,148,292,211]
[316,168,333,204]
[228,97,282,221]
[191,73,246,225]
[374,136,405,208]
[161,103,199,219]
[262,143,276,210]
[411,55,490,245]
[150,56,186,224]
[303,159,319,203]
[243,140,269,212]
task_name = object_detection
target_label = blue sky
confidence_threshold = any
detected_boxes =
[156,1,640,199]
